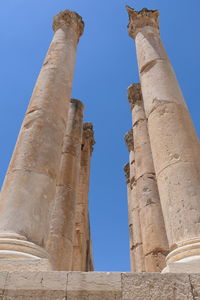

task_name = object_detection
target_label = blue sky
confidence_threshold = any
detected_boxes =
[0,0,199,271]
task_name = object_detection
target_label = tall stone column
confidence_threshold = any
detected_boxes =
[124,163,136,272]
[126,6,200,271]
[72,123,95,271]
[0,10,84,270]
[124,131,145,272]
[128,83,169,272]
[46,99,84,271]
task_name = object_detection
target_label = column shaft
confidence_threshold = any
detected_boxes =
[124,163,136,271]
[127,7,200,267]
[72,123,95,271]
[125,132,145,272]
[128,84,169,272]
[46,99,84,270]
[0,10,84,268]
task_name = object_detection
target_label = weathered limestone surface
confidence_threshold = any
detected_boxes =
[46,99,84,271]
[163,262,200,274]
[0,10,84,268]
[72,123,95,271]
[0,272,198,299]
[124,163,136,271]
[122,273,194,300]
[67,272,121,300]
[0,259,51,272]
[124,132,145,272]
[126,6,200,268]
[124,163,136,272]
[127,84,169,272]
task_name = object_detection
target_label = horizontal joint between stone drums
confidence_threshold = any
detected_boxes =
[7,168,57,180]
[140,58,165,75]
[156,161,196,178]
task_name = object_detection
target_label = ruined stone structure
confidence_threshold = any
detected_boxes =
[0,10,94,272]
[0,5,200,300]
[125,6,200,274]
[72,122,95,272]
[124,84,169,273]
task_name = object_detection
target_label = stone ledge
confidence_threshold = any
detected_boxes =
[0,271,198,299]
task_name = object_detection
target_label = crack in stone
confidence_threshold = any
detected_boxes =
[135,172,156,182]
[65,272,69,300]
[133,117,146,127]
[144,248,169,257]
[120,272,123,300]
[2,272,9,297]
[145,198,156,206]
[148,98,184,118]
[157,161,195,178]
[189,275,196,300]
[40,276,44,287]
[131,242,142,250]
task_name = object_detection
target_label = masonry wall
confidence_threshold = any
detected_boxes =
[0,271,199,299]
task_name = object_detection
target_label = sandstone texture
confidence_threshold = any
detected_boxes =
[46,99,84,271]
[72,123,95,271]
[125,84,169,272]
[127,6,200,269]
[0,10,84,268]
[0,272,197,299]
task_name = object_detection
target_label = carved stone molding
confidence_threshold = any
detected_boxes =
[124,129,134,152]
[126,6,160,38]
[53,10,84,39]
[124,163,130,184]
[83,122,95,153]
[128,83,143,109]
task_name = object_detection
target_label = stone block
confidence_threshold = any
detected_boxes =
[189,274,200,300]
[157,162,200,246]
[148,102,200,175]
[122,273,193,300]
[141,60,186,118]
[2,296,65,300]
[67,272,122,300]
[4,271,67,298]
[135,31,168,73]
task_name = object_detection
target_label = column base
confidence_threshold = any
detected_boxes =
[0,232,52,271]
[166,239,200,264]
[163,239,200,273]
[0,258,52,271]
[162,261,200,273]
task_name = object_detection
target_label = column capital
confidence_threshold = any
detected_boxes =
[126,6,159,38]
[128,83,143,109]
[124,129,134,152]
[83,123,95,153]
[53,10,84,39]
[124,163,130,184]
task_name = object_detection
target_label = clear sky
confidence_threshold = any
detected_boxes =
[0,0,199,271]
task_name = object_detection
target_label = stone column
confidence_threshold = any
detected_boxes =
[86,222,94,271]
[126,6,200,271]
[0,10,84,270]
[124,131,145,272]
[72,123,95,271]
[46,99,84,271]
[128,83,169,272]
[124,163,136,272]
